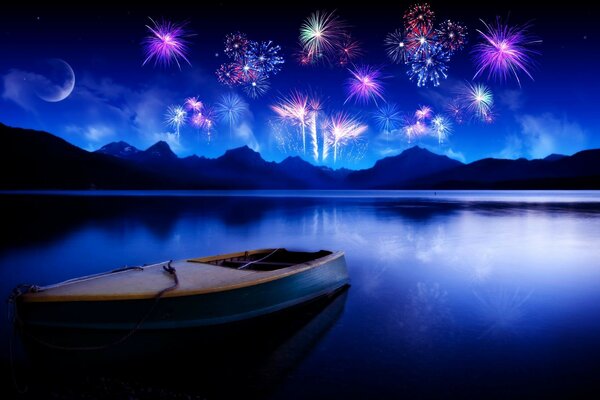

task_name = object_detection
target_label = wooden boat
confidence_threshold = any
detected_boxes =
[15,249,349,330]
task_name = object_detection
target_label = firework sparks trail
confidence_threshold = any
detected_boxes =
[165,105,187,137]
[326,112,368,164]
[271,91,310,153]
[431,115,452,143]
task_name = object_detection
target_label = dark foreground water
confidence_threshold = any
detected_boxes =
[2,191,600,399]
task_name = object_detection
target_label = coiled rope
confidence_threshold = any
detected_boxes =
[8,260,179,352]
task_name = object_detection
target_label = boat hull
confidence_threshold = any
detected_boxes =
[17,253,349,330]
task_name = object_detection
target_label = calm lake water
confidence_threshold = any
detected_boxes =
[2,191,600,398]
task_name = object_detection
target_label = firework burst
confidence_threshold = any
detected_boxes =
[190,112,203,129]
[224,32,249,60]
[472,18,541,86]
[431,115,452,143]
[337,34,363,67]
[165,105,187,137]
[215,62,244,86]
[345,65,386,105]
[299,10,346,64]
[384,29,409,64]
[415,105,433,121]
[407,44,451,87]
[247,40,285,75]
[405,26,437,58]
[402,116,428,143]
[325,112,368,164]
[243,75,270,99]
[184,96,203,113]
[403,3,435,31]
[445,99,465,124]
[271,91,310,153]
[461,82,494,120]
[215,93,249,136]
[142,17,193,69]
[373,103,403,133]
[200,106,216,140]
[436,19,468,53]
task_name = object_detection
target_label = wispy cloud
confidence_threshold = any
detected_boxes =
[1,69,46,111]
[497,113,588,159]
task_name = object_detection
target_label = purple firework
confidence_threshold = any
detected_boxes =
[142,17,193,69]
[472,17,541,86]
[436,19,468,53]
[224,32,249,60]
[345,65,386,105]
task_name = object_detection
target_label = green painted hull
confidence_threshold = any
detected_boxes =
[18,254,349,330]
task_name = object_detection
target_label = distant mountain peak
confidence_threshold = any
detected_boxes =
[95,141,140,159]
[219,145,264,164]
[544,153,567,161]
[144,141,177,159]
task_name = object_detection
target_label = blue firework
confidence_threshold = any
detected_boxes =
[407,44,451,87]
[373,103,403,132]
[247,40,284,76]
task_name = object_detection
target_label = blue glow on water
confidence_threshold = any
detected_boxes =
[2,191,600,397]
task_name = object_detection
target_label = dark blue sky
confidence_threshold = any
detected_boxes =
[1,2,598,168]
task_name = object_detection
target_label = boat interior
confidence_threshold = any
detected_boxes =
[189,249,333,271]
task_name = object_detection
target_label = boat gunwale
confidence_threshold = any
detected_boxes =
[20,249,345,303]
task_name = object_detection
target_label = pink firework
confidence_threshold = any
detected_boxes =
[215,62,244,86]
[271,91,310,153]
[142,17,193,69]
[415,105,433,121]
[472,17,541,86]
[403,116,428,143]
[296,47,316,66]
[184,97,203,113]
[403,3,435,31]
[190,112,204,129]
[326,112,368,164]
[345,65,386,105]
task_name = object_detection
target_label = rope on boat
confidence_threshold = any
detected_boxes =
[237,248,281,270]
[7,260,179,352]
[29,264,157,293]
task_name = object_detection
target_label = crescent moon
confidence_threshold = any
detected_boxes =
[35,59,76,103]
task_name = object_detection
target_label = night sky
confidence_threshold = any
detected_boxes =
[1,2,598,169]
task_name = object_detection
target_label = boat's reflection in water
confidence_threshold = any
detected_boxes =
[21,287,348,399]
